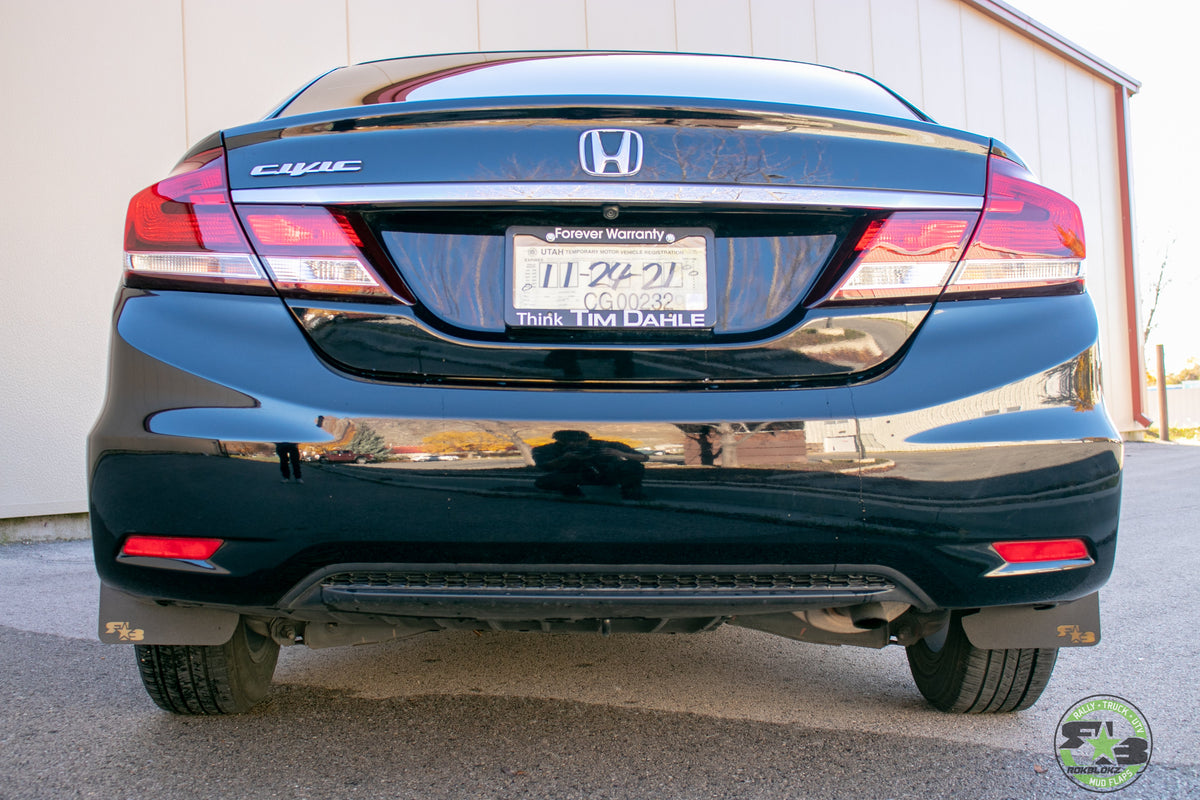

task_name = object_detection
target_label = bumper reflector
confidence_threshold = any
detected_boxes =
[120,536,224,561]
[987,538,1093,577]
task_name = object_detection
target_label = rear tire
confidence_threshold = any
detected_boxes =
[134,617,279,714]
[906,612,1057,713]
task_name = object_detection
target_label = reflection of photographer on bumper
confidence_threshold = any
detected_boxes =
[532,430,648,500]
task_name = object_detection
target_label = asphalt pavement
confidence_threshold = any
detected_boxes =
[1,442,1198,799]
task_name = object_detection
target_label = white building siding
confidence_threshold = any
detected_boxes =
[586,0,678,51]
[813,0,875,74]
[961,7,1008,140]
[998,34,1041,179]
[870,0,925,109]
[917,0,968,127]
[0,0,1140,519]
[750,0,818,63]
[348,0,482,65]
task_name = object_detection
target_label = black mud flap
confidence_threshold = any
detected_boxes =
[98,583,239,645]
[960,592,1100,649]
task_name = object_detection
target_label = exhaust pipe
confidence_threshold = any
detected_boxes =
[797,602,911,634]
[849,602,888,630]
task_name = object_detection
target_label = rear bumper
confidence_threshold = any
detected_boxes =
[89,289,1121,619]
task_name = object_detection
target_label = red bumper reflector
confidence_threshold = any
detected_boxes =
[121,536,224,560]
[993,539,1088,563]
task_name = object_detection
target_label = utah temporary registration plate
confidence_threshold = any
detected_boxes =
[505,226,714,330]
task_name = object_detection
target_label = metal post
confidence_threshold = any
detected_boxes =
[1157,344,1170,442]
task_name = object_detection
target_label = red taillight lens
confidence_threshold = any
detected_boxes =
[241,207,363,253]
[993,539,1089,563]
[821,212,979,304]
[120,535,224,560]
[816,154,1086,307]
[124,153,248,253]
[238,206,389,296]
[946,155,1085,296]
[123,149,267,286]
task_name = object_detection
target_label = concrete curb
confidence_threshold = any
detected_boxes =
[0,513,90,545]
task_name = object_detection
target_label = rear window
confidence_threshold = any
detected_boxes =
[278,52,921,120]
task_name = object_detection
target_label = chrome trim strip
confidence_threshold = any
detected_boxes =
[984,556,1095,578]
[230,182,983,210]
[116,554,228,575]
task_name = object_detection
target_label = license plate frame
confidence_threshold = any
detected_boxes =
[504,226,715,331]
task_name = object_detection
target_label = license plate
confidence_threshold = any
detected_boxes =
[505,226,714,330]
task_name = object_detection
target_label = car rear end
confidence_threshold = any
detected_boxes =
[89,52,1121,714]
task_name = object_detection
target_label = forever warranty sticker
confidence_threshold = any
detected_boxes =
[1055,694,1152,792]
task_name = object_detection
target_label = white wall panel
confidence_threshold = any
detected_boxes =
[960,6,1006,139]
[750,0,817,63]
[0,0,186,517]
[997,31,1041,175]
[1064,67,1114,391]
[1089,79,1135,427]
[677,0,752,55]
[1066,65,1105,301]
[478,0,587,51]
[348,0,479,64]
[1032,48,1073,194]
[813,0,873,74]
[916,0,966,128]
[586,0,677,51]
[869,0,924,108]
[182,0,348,145]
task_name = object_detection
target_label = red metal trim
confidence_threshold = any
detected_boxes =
[1114,86,1151,427]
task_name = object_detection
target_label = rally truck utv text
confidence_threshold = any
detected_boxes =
[90,51,1120,715]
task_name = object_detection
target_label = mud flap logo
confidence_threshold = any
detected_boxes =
[105,622,145,642]
[1055,695,1152,792]
[1057,624,1098,644]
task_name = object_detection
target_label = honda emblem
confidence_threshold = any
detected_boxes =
[579,129,643,177]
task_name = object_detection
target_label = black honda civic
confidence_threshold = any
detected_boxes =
[90,51,1121,714]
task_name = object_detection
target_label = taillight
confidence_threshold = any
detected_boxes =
[238,206,390,297]
[817,153,1085,306]
[123,150,393,299]
[821,212,978,304]
[123,149,269,288]
[945,155,1086,297]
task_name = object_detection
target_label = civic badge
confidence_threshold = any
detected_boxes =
[579,129,643,177]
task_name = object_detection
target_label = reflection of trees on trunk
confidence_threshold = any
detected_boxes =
[677,421,805,467]
[347,424,391,458]
[1043,349,1099,412]
[473,421,537,466]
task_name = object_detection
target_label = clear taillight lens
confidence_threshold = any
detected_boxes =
[817,154,1086,306]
